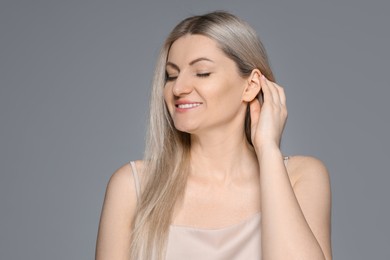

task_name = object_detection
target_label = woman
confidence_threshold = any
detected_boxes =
[96,11,332,260]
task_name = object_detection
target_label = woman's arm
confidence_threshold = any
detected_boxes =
[249,74,332,259]
[95,163,138,260]
[258,149,332,260]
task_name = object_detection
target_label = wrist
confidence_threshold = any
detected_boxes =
[254,142,281,159]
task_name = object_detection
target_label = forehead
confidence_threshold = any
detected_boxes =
[167,34,226,63]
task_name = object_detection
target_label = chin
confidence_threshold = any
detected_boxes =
[173,122,199,134]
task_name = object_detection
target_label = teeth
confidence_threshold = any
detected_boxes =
[177,103,201,109]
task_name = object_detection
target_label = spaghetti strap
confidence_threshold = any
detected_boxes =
[129,161,141,201]
[283,156,290,167]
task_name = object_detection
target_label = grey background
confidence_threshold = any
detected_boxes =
[0,0,388,259]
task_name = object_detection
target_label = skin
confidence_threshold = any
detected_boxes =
[96,34,332,259]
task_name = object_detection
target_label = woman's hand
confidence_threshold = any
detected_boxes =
[249,75,288,154]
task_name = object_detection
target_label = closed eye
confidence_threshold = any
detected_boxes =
[196,73,211,78]
[165,73,178,82]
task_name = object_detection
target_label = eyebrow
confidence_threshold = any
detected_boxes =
[166,57,214,71]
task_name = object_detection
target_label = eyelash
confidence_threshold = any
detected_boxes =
[166,75,177,82]
[165,73,211,82]
[196,73,211,78]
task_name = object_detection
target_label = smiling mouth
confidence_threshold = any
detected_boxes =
[176,103,202,109]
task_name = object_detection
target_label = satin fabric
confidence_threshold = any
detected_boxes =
[165,213,261,260]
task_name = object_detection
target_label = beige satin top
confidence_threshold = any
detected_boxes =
[165,212,261,259]
[130,157,289,259]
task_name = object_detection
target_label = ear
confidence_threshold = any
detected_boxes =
[242,69,261,102]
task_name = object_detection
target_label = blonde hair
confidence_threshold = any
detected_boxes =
[130,11,275,259]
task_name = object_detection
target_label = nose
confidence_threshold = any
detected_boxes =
[172,73,193,97]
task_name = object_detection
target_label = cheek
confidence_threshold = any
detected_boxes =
[211,82,246,116]
[163,85,173,112]
[163,86,168,102]
[212,81,244,104]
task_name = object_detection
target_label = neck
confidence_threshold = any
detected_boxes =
[189,127,259,181]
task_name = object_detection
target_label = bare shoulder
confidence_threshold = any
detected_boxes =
[286,155,330,188]
[106,162,136,204]
[95,160,143,259]
[103,160,146,215]
[106,160,145,197]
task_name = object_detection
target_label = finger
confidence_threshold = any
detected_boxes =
[262,75,279,105]
[260,75,272,103]
[275,85,286,106]
[264,76,286,106]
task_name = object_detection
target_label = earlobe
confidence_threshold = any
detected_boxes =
[242,69,262,102]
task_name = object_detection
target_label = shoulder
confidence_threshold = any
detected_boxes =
[100,161,139,225]
[285,155,332,219]
[105,160,145,208]
[95,160,143,259]
[286,155,330,188]
[107,162,134,199]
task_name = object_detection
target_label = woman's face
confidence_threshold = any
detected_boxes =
[164,34,249,135]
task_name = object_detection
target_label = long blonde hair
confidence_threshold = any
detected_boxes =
[130,11,275,259]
